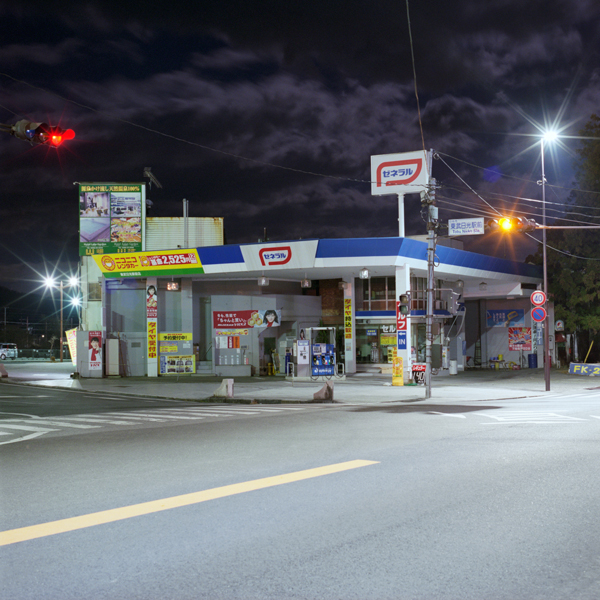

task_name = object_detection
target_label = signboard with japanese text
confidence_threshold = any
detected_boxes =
[371,150,429,196]
[66,328,78,367]
[240,240,319,271]
[508,327,532,351]
[213,309,281,329]
[158,333,194,375]
[79,183,145,255]
[344,298,352,340]
[448,218,485,236]
[486,309,524,328]
[93,249,204,278]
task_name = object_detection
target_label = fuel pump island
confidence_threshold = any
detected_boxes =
[287,327,345,381]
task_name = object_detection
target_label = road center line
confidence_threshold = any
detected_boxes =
[0,459,379,546]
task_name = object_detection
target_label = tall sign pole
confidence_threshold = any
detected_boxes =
[422,179,437,399]
[540,139,551,391]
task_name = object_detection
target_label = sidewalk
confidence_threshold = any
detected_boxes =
[2,361,599,404]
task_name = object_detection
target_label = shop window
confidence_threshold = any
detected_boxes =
[355,276,396,311]
[356,322,397,364]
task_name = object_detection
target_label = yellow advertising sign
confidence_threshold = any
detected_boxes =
[94,249,204,278]
[158,333,193,341]
[392,348,404,386]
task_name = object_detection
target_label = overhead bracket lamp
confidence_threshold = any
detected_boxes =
[258,276,269,286]
[479,282,487,291]
[359,268,370,280]
[301,278,312,288]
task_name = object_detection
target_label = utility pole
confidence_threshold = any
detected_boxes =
[421,179,438,399]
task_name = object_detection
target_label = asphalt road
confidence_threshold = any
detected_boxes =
[2,385,600,599]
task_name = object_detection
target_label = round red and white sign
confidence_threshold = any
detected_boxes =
[530,290,547,306]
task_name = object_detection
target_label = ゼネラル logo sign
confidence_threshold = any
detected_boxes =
[370,150,429,196]
[259,246,292,266]
[375,158,423,188]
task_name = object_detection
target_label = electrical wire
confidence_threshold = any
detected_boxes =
[405,0,428,175]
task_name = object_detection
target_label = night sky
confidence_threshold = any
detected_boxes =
[1,0,599,294]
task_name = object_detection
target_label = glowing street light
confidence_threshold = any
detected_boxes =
[44,275,79,362]
[539,130,557,392]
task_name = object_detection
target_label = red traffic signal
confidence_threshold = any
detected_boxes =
[7,119,75,146]
[486,217,537,233]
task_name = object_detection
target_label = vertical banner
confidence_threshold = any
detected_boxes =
[66,328,78,367]
[392,348,404,386]
[146,278,158,377]
[344,298,353,340]
[88,331,102,371]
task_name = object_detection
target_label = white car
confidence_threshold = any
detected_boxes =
[0,343,18,360]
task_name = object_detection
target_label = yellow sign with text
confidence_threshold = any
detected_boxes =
[94,249,204,278]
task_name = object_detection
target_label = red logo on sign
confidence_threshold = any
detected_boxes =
[397,314,407,331]
[376,159,423,188]
[259,246,292,266]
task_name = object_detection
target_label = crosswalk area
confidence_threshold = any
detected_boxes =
[0,404,312,445]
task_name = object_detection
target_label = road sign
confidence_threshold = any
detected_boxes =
[448,218,485,236]
[530,290,547,306]
[397,330,407,349]
[531,307,547,322]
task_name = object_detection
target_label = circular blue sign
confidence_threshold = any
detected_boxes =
[531,307,547,322]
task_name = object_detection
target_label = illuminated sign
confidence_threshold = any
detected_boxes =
[259,246,292,266]
[79,183,145,255]
[94,249,204,278]
[371,150,429,196]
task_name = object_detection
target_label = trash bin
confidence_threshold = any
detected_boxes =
[528,353,538,369]
[449,359,458,375]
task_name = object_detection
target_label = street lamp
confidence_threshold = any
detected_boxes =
[44,275,79,362]
[540,130,557,391]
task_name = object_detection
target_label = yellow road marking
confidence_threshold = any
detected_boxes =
[0,459,378,546]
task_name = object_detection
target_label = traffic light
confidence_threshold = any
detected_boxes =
[8,119,75,146]
[486,217,538,233]
[398,293,411,315]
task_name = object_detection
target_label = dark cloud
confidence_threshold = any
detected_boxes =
[1,0,599,291]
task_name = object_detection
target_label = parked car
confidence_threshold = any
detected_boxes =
[0,343,18,360]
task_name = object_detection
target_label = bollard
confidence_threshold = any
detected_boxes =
[313,380,334,402]
[213,378,234,398]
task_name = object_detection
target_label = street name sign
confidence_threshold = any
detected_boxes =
[448,218,485,236]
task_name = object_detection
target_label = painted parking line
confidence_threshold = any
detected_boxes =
[0,459,379,546]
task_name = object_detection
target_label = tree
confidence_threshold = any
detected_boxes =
[538,114,600,360]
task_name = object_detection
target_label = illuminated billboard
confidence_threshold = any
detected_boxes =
[79,183,145,255]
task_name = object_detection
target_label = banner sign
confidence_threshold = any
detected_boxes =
[508,327,532,351]
[79,183,145,255]
[66,328,78,367]
[88,331,102,371]
[344,298,352,340]
[371,150,429,196]
[94,249,204,278]
[486,309,524,328]
[213,309,281,329]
